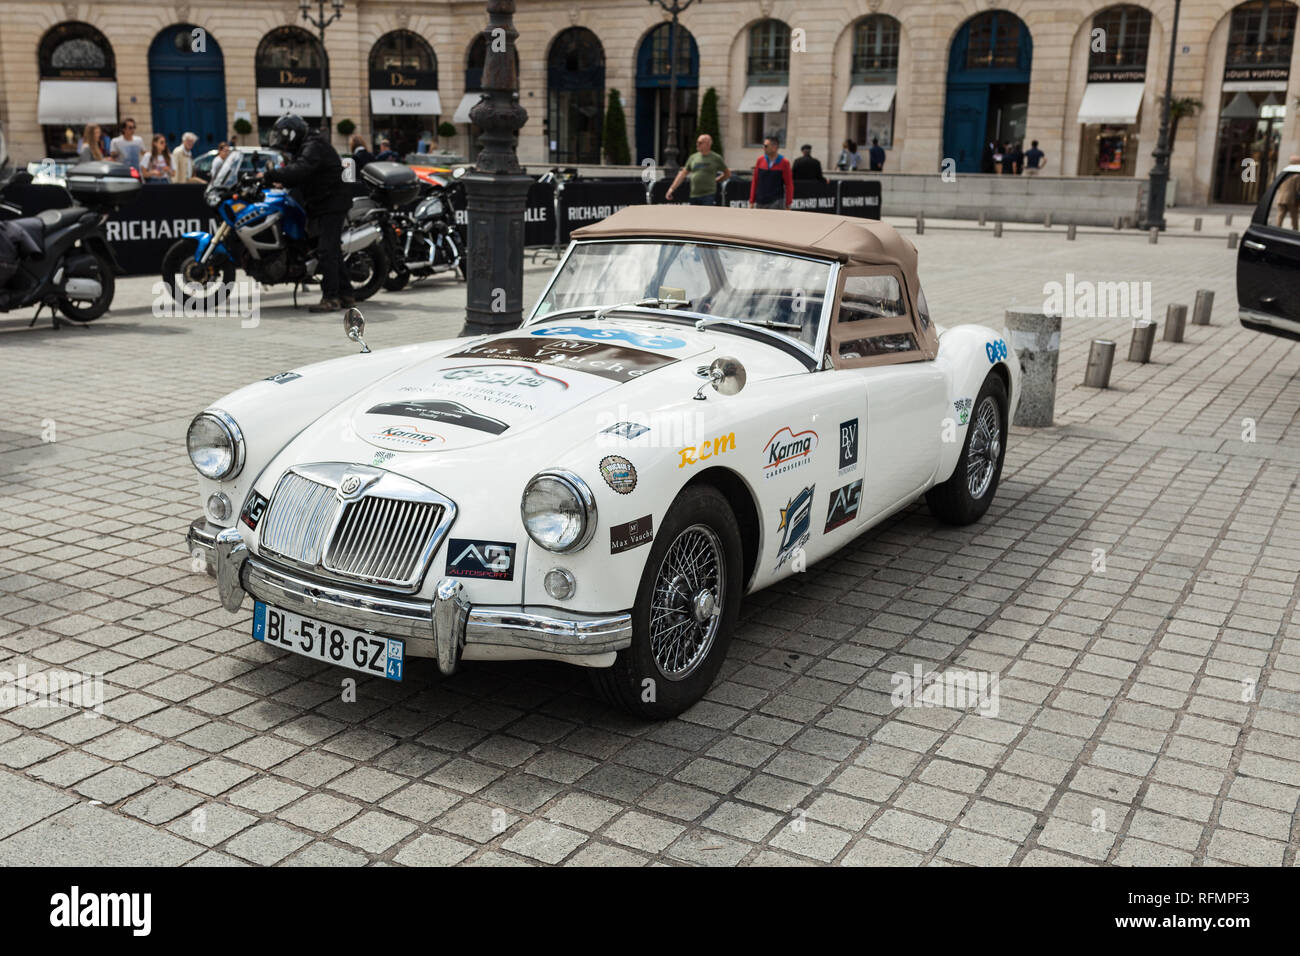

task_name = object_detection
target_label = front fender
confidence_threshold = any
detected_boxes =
[184,231,232,265]
[933,324,1022,483]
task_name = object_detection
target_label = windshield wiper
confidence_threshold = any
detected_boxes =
[592,297,692,320]
[695,316,804,332]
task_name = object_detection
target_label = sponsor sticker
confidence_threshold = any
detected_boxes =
[775,485,814,571]
[678,432,736,469]
[367,400,509,435]
[450,337,677,383]
[532,325,687,350]
[953,398,972,426]
[762,426,818,480]
[369,424,446,449]
[371,451,396,466]
[839,418,859,474]
[445,538,516,580]
[440,363,568,391]
[602,421,651,441]
[240,491,269,530]
[824,479,863,532]
[599,455,637,494]
[610,515,654,554]
[985,339,1008,363]
[264,371,301,384]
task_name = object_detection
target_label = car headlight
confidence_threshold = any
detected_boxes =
[187,411,244,480]
[521,471,597,553]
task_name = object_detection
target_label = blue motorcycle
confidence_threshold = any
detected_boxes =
[160,152,387,308]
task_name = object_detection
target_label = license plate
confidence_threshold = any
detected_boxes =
[253,601,404,681]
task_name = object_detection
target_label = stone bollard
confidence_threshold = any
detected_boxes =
[1194,217,1202,232]
[978,211,986,226]
[1004,310,1061,427]
[1149,227,1159,244]
[1044,212,1053,228]
[1067,223,1077,240]
[994,221,1003,237]
[1163,304,1188,343]
[1114,215,1124,230]
[1083,340,1116,388]
[916,213,925,235]
[1128,321,1157,363]
[1228,232,1239,249]
[1225,213,1233,226]
[1192,289,1215,326]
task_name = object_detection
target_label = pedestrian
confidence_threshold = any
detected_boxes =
[77,124,104,163]
[264,114,354,313]
[374,138,399,163]
[868,136,886,172]
[1023,139,1045,176]
[349,134,375,172]
[171,132,198,182]
[1277,154,1300,230]
[108,117,145,175]
[837,138,860,171]
[791,144,825,183]
[209,141,232,183]
[749,133,793,210]
[665,133,730,205]
[1003,141,1023,176]
[143,134,173,184]
[981,140,996,174]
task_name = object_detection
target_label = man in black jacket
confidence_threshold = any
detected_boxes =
[264,114,353,312]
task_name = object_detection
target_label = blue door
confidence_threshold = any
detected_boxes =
[943,87,987,173]
[944,12,1032,174]
[149,24,227,154]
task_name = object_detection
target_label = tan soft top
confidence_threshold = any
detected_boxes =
[571,205,918,274]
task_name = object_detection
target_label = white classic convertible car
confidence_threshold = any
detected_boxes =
[186,206,1019,718]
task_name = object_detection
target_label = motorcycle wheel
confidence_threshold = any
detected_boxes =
[382,266,410,292]
[346,245,387,301]
[57,252,115,322]
[160,238,237,311]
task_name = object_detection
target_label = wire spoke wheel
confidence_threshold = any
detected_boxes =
[649,523,725,681]
[965,395,1002,500]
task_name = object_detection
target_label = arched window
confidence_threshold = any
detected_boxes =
[39,21,115,78]
[371,29,436,75]
[963,11,1028,71]
[1226,0,1297,68]
[747,20,790,80]
[1089,5,1153,70]
[852,15,901,81]
[255,26,328,139]
[369,30,440,156]
[547,27,605,164]
[36,22,118,159]
[644,22,695,77]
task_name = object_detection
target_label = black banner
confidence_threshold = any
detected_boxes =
[836,180,882,219]
[792,180,838,214]
[558,180,647,243]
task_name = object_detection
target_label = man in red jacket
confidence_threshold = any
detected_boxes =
[749,134,793,210]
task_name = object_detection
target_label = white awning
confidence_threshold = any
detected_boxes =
[370,89,442,116]
[37,80,118,125]
[842,84,896,113]
[1222,79,1289,92]
[452,92,485,124]
[257,87,333,118]
[737,85,788,113]
[1077,82,1145,125]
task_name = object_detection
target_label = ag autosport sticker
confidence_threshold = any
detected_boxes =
[367,400,509,435]
[445,539,516,580]
[241,491,268,530]
[450,337,677,383]
[825,480,862,532]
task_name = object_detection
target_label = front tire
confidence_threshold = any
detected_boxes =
[160,238,236,312]
[925,372,1008,525]
[57,251,115,322]
[345,245,386,301]
[590,484,743,719]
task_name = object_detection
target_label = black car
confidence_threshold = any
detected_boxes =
[1238,161,1300,341]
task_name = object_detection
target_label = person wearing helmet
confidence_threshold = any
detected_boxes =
[264,114,354,312]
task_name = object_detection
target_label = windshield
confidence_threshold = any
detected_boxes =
[533,240,832,349]
[211,150,243,189]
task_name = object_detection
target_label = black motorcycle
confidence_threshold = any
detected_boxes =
[0,150,137,323]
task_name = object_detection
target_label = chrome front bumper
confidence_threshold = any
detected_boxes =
[188,518,631,674]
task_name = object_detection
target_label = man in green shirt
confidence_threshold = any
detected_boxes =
[665,134,731,205]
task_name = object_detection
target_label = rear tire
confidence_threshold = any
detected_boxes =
[346,245,386,301]
[589,484,743,719]
[160,238,236,312]
[925,373,1008,525]
[57,252,114,322]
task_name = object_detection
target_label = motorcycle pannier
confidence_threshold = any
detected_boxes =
[65,161,143,211]
[360,162,420,210]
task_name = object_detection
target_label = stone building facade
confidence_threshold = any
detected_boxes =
[1,0,1297,205]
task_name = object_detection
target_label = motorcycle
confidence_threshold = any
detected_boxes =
[377,165,466,292]
[0,134,136,323]
[160,152,388,309]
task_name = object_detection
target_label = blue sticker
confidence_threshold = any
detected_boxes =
[532,325,686,350]
[253,601,267,641]
[985,339,1008,363]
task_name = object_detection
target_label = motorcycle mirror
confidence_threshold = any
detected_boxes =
[451,166,467,180]
[344,308,370,353]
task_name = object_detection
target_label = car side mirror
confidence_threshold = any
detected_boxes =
[695,356,746,400]
[344,308,370,353]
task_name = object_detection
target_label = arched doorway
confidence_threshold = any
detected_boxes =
[255,25,328,142]
[548,27,604,164]
[369,30,439,157]
[843,15,902,157]
[943,10,1033,173]
[1212,0,1296,203]
[36,22,118,159]
[1076,5,1152,177]
[149,24,227,154]
[635,22,699,163]
[739,20,790,148]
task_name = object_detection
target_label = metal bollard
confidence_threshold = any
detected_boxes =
[1194,216,1202,232]
[1163,304,1188,343]
[978,211,986,226]
[1192,289,1214,326]
[1067,223,1077,240]
[1228,232,1239,249]
[1044,212,1053,228]
[916,213,924,235]
[1004,310,1061,427]
[1083,339,1116,388]
[1114,215,1123,230]
[1128,321,1157,363]
[993,221,1003,237]
[1149,227,1159,244]
[1225,213,1233,226]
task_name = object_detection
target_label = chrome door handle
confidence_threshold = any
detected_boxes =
[1243,239,1267,251]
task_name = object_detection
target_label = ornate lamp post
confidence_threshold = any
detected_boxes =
[647,0,700,172]
[1140,0,1181,230]
[461,0,531,335]
[300,0,345,139]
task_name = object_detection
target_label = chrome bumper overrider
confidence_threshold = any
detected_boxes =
[187,518,631,674]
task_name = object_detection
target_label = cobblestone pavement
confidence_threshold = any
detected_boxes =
[1,222,1298,867]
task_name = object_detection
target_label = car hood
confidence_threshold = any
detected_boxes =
[346,321,718,452]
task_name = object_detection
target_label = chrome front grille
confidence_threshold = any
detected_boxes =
[323,496,445,588]
[256,463,456,593]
